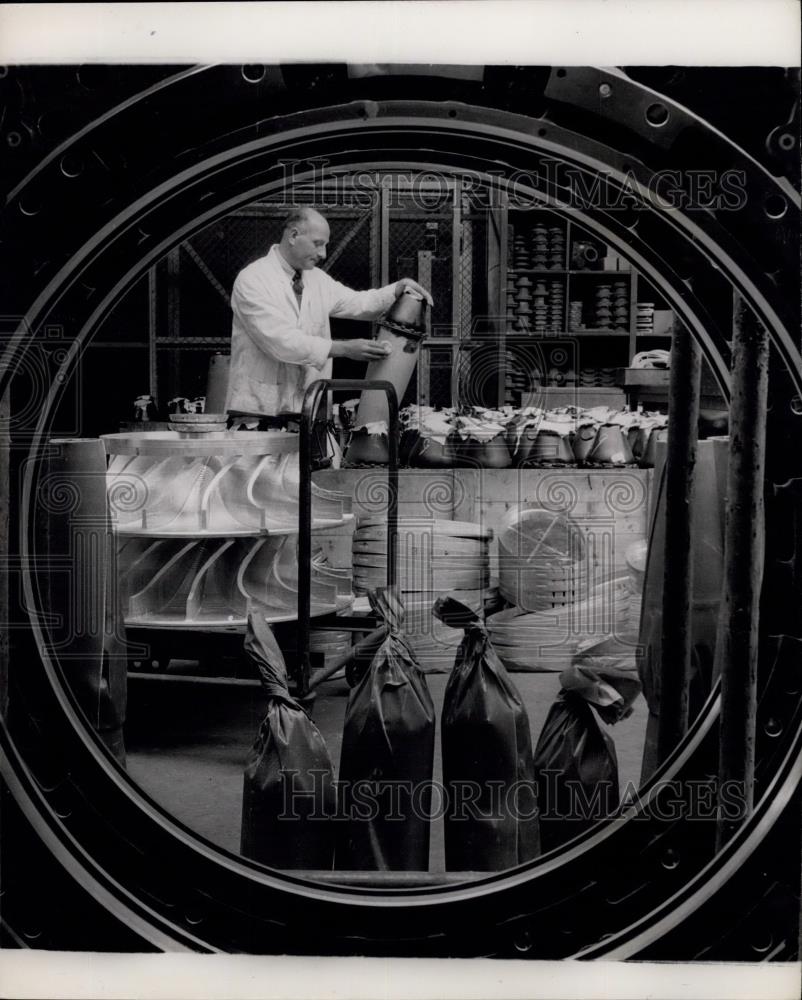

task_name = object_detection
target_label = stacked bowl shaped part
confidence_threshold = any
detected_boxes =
[585,424,636,466]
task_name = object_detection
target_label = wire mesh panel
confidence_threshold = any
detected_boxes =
[142,175,497,409]
[157,197,377,403]
[389,199,454,336]
[425,345,457,409]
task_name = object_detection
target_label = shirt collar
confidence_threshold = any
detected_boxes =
[273,244,297,278]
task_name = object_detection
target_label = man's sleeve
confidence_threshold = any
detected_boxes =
[327,276,397,320]
[231,273,330,369]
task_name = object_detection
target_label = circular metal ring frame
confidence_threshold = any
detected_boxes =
[2,65,800,958]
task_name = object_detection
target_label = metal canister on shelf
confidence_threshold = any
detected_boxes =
[134,394,159,421]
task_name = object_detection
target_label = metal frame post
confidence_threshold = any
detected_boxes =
[715,297,769,848]
[656,323,702,764]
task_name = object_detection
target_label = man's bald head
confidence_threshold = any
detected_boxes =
[280,206,330,270]
[282,206,327,234]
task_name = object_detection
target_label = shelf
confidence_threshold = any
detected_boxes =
[508,268,569,276]
[567,329,631,337]
[508,269,631,277]
[501,331,629,341]
[567,269,632,277]
[155,337,231,347]
[114,514,355,539]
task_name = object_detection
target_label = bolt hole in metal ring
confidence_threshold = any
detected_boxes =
[778,132,796,151]
[598,83,612,98]
[18,195,41,216]
[764,194,787,220]
[751,933,774,954]
[7,130,22,148]
[60,153,84,178]
[513,930,533,953]
[645,102,670,127]
[661,848,680,870]
[241,64,266,84]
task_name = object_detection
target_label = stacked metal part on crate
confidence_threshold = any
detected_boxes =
[489,508,632,673]
[350,516,496,670]
[392,403,667,469]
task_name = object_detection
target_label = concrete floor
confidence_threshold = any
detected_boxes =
[126,664,647,873]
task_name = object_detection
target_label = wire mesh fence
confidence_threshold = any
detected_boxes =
[116,177,497,409]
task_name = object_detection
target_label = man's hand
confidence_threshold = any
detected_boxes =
[329,339,393,361]
[394,278,434,307]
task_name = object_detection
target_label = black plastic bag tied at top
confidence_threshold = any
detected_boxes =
[433,595,540,872]
[240,609,336,871]
[336,586,435,872]
[533,662,642,854]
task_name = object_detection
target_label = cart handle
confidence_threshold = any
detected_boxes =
[297,379,399,695]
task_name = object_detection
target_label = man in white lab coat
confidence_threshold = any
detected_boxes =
[225,206,432,422]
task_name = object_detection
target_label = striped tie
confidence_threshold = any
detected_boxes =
[292,269,303,307]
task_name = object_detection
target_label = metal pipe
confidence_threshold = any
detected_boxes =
[0,387,9,718]
[129,672,262,687]
[656,324,702,764]
[715,297,769,849]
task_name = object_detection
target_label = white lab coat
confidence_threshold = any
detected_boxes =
[225,246,397,415]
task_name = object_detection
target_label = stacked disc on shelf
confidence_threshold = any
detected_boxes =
[515,275,532,318]
[530,222,548,267]
[568,300,583,331]
[636,302,655,333]
[531,277,547,332]
[612,279,629,331]
[547,279,564,331]
[351,516,492,596]
[505,290,516,317]
[548,225,565,269]
[513,233,530,271]
[594,282,612,328]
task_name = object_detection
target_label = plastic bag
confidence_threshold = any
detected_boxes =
[336,587,435,871]
[533,663,641,853]
[434,596,540,871]
[240,610,336,869]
